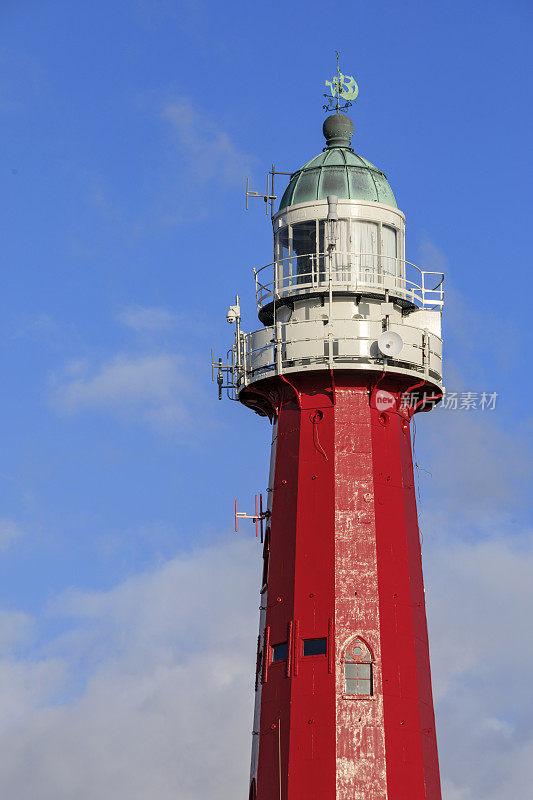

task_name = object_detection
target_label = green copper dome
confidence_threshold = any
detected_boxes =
[278,113,397,211]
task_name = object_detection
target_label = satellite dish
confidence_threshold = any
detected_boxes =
[377,331,403,358]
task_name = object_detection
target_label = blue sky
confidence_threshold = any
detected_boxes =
[0,1,532,798]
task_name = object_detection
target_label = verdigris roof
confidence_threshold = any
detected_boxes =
[278,113,397,211]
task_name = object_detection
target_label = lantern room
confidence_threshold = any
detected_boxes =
[214,106,445,407]
[257,112,418,323]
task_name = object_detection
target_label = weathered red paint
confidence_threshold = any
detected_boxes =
[334,384,386,800]
[246,372,441,800]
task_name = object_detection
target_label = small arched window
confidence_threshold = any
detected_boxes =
[344,638,373,696]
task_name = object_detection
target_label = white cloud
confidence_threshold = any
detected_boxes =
[50,353,206,433]
[163,98,253,186]
[0,519,24,552]
[0,609,65,733]
[117,305,179,333]
[0,538,259,800]
[0,610,33,655]
[0,656,66,734]
[426,536,533,800]
[0,528,531,800]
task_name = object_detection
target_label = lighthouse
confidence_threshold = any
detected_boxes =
[214,65,444,800]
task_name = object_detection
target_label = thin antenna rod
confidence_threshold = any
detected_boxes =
[335,50,340,113]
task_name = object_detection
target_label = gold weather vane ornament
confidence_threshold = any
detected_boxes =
[323,51,359,113]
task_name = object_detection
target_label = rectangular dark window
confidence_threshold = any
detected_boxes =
[303,637,327,656]
[271,642,288,662]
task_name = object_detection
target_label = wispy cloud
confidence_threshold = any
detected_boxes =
[418,237,449,274]
[135,0,208,35]
[5,313,80,352]
[0,519,24,552]
[417,410,530,532]
[163,98,253,187]
[50,353,206,433]
[117,305,179,333]
[417,237,521,379]
[0,49,48,116]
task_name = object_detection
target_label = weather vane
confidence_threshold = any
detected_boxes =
[323,51,358,113]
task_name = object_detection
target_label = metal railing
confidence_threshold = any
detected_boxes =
[239,317,442,388]
[254,252,444,311]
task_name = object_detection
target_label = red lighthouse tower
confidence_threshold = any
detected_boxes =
[215,71,444,800]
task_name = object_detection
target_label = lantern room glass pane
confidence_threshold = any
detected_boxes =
[292,221,316,256]
[332,220,351,282]
[318,220,326,282]
[292,221,317,285]
[352,221,379,254]
[275,227,290,292]
[382,225,397,277]
[352,221,379,283]
[276,227,289,263]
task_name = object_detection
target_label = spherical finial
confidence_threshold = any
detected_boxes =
[323,113,354,148]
